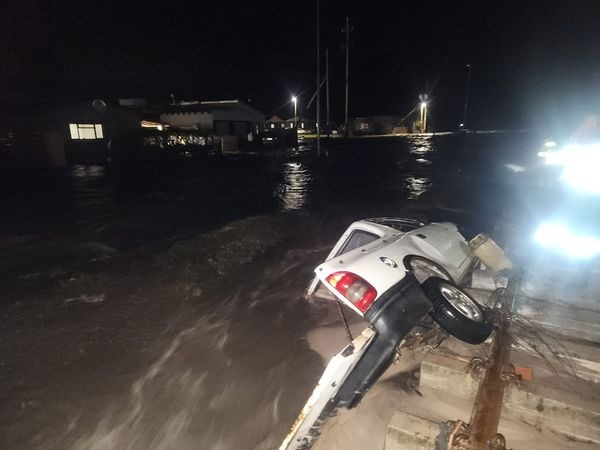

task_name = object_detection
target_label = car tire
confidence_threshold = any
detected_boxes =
[405,256,455,284]
[421,277,493,345]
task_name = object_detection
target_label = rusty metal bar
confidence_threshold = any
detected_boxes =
[468,310,512,449]
[451,277,520,450]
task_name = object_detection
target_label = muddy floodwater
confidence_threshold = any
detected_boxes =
[0,133,546,449]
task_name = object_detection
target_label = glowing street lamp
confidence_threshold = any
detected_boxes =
[419,94,428,133]
[291,96,298,128]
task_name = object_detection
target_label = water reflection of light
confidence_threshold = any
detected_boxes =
[276,162,311,210]
[288,144,313,157]
[408,135,434,164]
[405,176,431,199]
[72,165,105,177]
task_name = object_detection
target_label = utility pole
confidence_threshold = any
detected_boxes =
[316,0,320,151]
[461,64,472,129]
[326,48,330,133]
[343,17,352,138]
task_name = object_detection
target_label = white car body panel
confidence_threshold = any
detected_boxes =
[312,219,476,316]
[279,327,376,450]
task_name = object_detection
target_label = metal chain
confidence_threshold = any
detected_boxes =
[336,301,353,342]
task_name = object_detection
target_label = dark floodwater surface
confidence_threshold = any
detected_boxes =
[1,133,544,254]
[0,133,548,450]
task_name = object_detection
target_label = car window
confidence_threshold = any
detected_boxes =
[334,230,380,257]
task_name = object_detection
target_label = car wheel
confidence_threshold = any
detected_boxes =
[421,277,493,345]
[405,256,454,284]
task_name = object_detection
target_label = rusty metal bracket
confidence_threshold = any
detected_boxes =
[465,356,488,380]
[440,274,522,450]
[500,363,522,387]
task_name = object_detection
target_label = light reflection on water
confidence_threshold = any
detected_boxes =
[405,176,432,199]
[72,165,106,178]
[276,161,311,210]
[408,135,434,164]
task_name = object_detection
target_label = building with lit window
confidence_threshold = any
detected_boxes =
[284,117,316,134]
[0,99,140,166]
[265,115,285,130]
[264,116,317,133]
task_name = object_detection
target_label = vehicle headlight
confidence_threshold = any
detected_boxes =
[538,142,600,194]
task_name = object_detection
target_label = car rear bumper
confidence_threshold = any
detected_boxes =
[334,273,432,408]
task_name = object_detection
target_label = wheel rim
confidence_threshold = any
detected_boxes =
[439,284,483,322]
[410,258,451,283]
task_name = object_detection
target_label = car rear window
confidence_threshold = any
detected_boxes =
[335,230,380,257]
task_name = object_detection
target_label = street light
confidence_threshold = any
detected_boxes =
[419,94,428,133]
[291,96,298,128]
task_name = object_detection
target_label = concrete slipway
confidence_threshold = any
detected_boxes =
[306,267,600,450]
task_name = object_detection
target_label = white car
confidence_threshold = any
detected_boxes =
[308,217,491,345]
[282,217,495,449]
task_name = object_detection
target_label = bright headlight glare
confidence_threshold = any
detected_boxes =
[540,150,566,165]
[560,143,600,194]
[534,223,570,246]
[534,223,600,259]
[570,235,600,259]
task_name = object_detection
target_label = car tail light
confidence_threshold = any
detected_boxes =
[326,271,378,313]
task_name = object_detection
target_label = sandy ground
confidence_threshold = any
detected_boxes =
[307,321,430,450]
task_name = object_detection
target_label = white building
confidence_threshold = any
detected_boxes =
[160,100,265,138]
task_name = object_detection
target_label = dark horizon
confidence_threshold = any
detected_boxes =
[3,0,600,132]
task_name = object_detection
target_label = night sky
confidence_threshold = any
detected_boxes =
[2,0,600,131]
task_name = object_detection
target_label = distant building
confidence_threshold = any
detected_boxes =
[351,117,372,134]
[160,100,265,150]
[349,116,403,135]
[265,115,285,130]
[285,117,317,134]
[0,99,140,166]
[264,115,317,134]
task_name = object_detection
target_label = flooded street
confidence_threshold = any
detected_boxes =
[0,133,544,449]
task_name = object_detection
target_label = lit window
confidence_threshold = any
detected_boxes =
[301,122,305,128]
[69,123,104,140]
[271,123,275,129]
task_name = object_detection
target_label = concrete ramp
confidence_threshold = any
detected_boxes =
[385,344,600,449]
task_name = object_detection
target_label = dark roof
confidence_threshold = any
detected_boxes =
[163,100,264,116]
[162,104,211,114]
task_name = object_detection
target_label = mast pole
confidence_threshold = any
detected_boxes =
[316,0,321,151]
[461,64,472,129]
[326,48,330,133]
[344,16,350,138]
